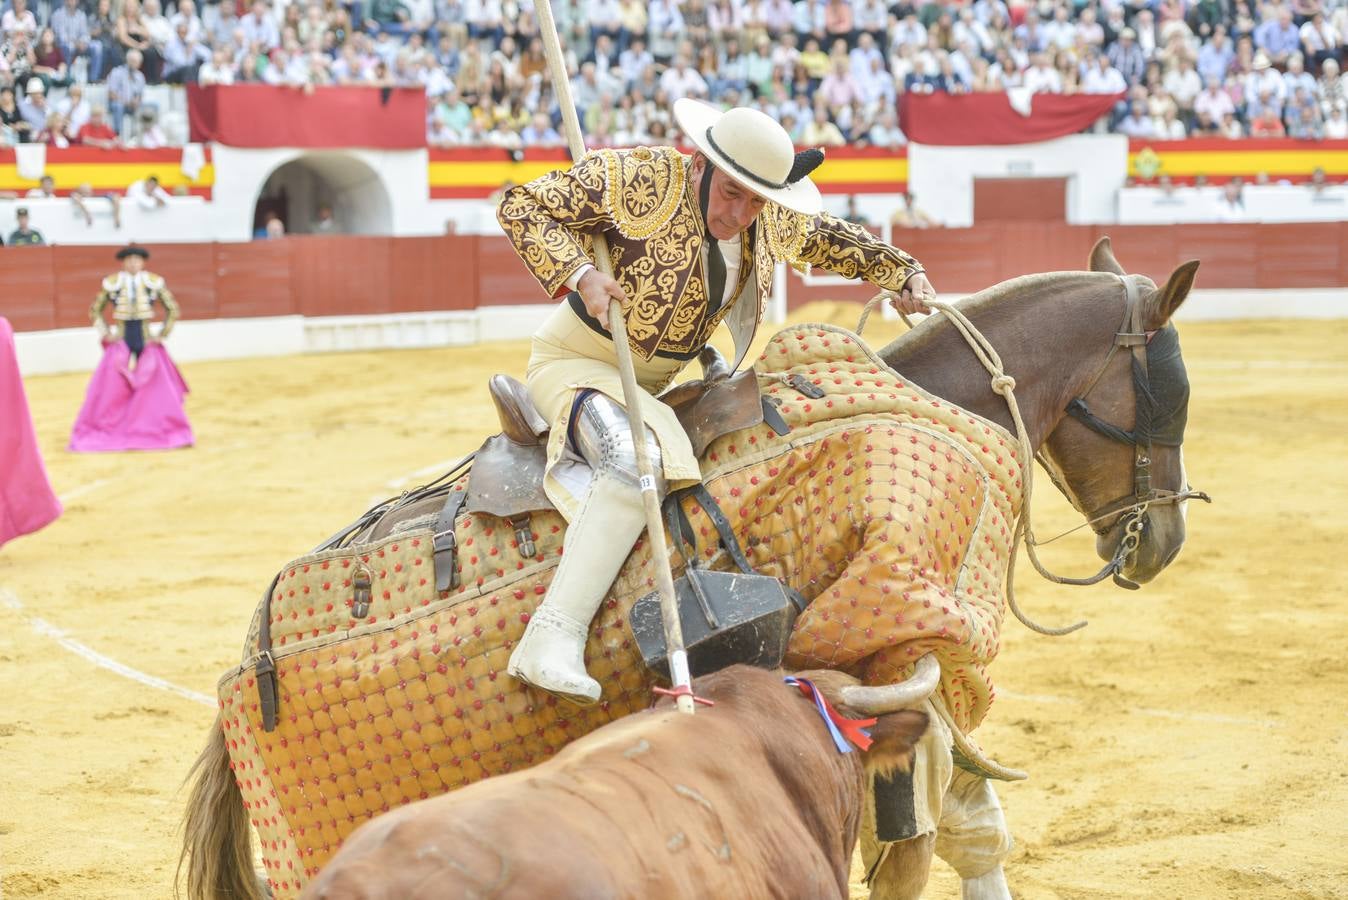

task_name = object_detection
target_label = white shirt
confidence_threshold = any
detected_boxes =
[1041,18,1075,49]
[145,13,175,46]
[1164,68,1203,107]
[199,62,235,85]
[57,95,91,133]
[168,11,204,43]
[1245,68,1286,106]
[586,0,622,29]
[126,179,172,208]
[659,66,708,101]
[422,65,454,97]
[1299,19,1339,51]
[1153,117,1186,139]
[137,125,168,148]
[1194,89,1234,122]
[1082,65,1126,94]
[868,122,906,147]
[1024,65,1062,94]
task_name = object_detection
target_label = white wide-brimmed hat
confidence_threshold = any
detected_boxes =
[674,98,823,216]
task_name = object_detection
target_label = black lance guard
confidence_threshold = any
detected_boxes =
[630,485,807,681]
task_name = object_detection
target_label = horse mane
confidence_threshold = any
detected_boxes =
[878,270,1126,364]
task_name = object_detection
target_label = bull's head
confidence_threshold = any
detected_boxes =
[791,653,938,775]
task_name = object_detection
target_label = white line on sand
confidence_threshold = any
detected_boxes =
[0,589,215,707]
[58,478,111,503]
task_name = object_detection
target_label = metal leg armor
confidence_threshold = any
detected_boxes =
[507,392,665,705]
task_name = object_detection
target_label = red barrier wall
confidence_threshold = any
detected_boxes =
[7,225,1347,334]
[790,221,1348,307]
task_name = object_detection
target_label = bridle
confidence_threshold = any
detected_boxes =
[1036,274,1210,590]
[862,270,1210,636]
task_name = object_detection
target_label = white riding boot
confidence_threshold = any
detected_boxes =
[508,471,648,705]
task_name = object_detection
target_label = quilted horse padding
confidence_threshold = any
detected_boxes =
[217,324,1024,897]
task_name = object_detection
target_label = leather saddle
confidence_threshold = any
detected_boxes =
[464,374,552,520]
[482,345,781,474]
[438,347,789,580]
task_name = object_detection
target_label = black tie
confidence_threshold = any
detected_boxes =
[706,237,727,317]
[699,164,727,316]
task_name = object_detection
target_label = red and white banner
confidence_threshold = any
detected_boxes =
[899,92,1124,146]
[188,85,427,149]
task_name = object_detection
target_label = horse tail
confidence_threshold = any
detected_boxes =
[178,711,265,900]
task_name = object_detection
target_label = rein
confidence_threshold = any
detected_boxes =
[860,275,1208,636]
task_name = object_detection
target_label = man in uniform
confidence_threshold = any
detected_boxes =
[7,207,46,246]
[89,245,179,366]
[496,99,935,705]
[71,244,193,452]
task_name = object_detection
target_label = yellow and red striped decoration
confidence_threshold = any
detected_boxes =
[1128,138,1348,184]
[427,146,909,199]
[9,140,1341,204]
[0,147,214,197]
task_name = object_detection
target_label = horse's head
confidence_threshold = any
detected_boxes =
[1039,237,1204,586]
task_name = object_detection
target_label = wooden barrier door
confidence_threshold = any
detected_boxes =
[974,178,1068,223]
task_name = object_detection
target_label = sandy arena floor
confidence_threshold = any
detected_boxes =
[1,305,1346,899]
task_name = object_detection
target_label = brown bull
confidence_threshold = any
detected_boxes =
[300,665,929,900]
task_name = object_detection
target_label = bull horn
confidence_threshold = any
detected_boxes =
[839,653,941,714]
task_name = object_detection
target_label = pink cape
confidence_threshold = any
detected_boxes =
[0,317,63,548]
[69,340,195,453]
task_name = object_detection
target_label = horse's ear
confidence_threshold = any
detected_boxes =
[1149,259,1200,327]
[1089,236,1126,276]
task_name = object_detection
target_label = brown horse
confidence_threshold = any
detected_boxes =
[181,238,1203,900]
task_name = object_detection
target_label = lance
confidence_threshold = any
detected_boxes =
[531,2,697,715]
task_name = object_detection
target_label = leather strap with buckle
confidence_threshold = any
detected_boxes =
[433,490,468,592]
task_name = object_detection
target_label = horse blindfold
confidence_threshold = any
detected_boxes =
[1141,325,1189,447]
[1067,324,1189,448]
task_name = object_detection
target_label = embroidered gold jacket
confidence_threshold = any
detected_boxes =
[89,271,179,339]
[497,146,924,369]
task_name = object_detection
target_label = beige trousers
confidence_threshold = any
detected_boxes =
[861,699,1014,891]
[525,302,701,522]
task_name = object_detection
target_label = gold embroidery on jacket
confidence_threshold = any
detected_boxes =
[760,204,811,271]
[601,147,686,240]
[497,147,923,361]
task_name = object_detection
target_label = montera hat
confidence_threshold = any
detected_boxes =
[116,245,150,260]
[673,99,823,216]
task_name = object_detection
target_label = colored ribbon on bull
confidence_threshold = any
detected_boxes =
[783,676,877,753]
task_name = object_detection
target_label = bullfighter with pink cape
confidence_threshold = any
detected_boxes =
[70,245,194,453]
[0,317,63,548]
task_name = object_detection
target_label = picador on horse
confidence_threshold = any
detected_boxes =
[497,100,933,702]
[493,99,1014,891]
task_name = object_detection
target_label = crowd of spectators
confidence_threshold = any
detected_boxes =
[419,0,1348,145]
[0,0,1346,149]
